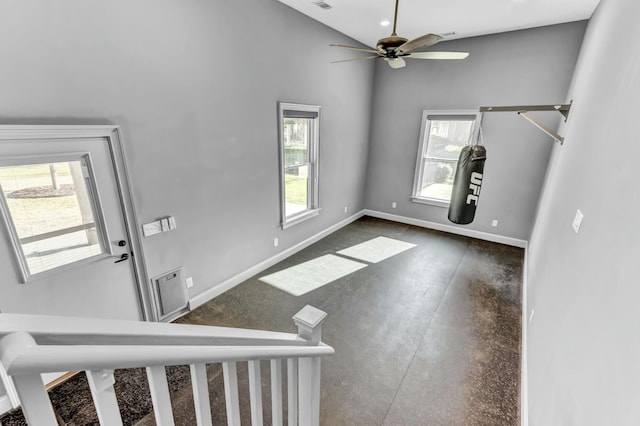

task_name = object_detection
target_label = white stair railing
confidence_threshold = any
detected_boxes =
[0,305,332,426]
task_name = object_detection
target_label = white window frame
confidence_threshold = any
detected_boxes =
[411,110,482,207]
[0,153,112,282]
[278,102,321,229]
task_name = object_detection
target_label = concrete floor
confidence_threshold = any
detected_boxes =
[153,216,523,425]
[0,216,522,425]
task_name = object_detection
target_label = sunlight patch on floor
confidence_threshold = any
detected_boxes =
[337,236,416,263]
[259,254,367,296]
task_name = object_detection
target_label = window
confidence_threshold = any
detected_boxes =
[278,102,321,228]
[0,155,109,281]
[411,110,482,206]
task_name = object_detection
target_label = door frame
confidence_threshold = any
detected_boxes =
[0,125,156,322]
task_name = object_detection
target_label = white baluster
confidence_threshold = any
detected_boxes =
[11,374,57,426]
[287,358,298,426]
[190,363,212,426]
[270,359,283,426]
[222,361,240,426]
[298,357,321,426]
[86,369,123,425]
[248,360,263,425]
[146,365,175,426]
[293,305,327,426]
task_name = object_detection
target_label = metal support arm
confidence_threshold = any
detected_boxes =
[479,103,572,145]
[479,103,571,119]
[517,112,564,144]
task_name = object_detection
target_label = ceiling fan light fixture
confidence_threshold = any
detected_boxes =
[384,57,406,69]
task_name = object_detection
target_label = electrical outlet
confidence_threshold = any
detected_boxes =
[185,277,194,289]
[273,237,279,248]
[392,202,397,209]
[572,209,584,234]
[344,206,348,213]
[491,219,498,227]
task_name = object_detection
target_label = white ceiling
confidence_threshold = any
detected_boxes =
[277,0,599,48]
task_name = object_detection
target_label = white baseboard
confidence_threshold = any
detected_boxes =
[362,209,528,248]
[190,209,526,309]
[0,367,19,413]
[189,210,366,309]
[521,244,529,426]
[0,395,13,415]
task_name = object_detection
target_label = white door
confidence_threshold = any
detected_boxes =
[0,127,147,412]
[0,133,143,319]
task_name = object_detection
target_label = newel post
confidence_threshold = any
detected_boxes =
[293,305,327,426]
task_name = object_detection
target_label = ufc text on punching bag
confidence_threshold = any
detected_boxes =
[448,145,487,225]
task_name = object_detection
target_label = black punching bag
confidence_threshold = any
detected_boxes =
[448,145,487,225]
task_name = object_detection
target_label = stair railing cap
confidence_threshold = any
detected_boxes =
[292,305,327,329]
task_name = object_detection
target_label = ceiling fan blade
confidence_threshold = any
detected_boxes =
[409,51,470,60]
[397,34,442,54]
[385,57,406,69]
[330,44,381,54]
[332,55,381,64]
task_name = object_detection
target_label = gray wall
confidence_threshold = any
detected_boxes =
[527,0,640,424]
[364,23,586,241]
[0,0,374,314]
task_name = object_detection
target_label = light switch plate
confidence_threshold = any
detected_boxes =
[572,209,584,234]
[142,221,162,237]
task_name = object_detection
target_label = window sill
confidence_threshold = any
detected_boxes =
[411,196,450,208]
[282,208,321,230]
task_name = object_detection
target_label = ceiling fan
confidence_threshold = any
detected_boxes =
[331,0,469,69]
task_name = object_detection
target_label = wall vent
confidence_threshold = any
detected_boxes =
[312,1,332,10]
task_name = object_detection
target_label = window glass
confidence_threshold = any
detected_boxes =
[283,118,310,167]
[279,103,320,228]
[0,159,105,277]
[412,112,480,204]
[284,164,309,217]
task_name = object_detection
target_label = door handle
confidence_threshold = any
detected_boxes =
[114,253,129,263]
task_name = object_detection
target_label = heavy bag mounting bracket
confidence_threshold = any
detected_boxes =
[479,102,571,145]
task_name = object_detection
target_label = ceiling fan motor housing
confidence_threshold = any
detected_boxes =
[376,35,408,56]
